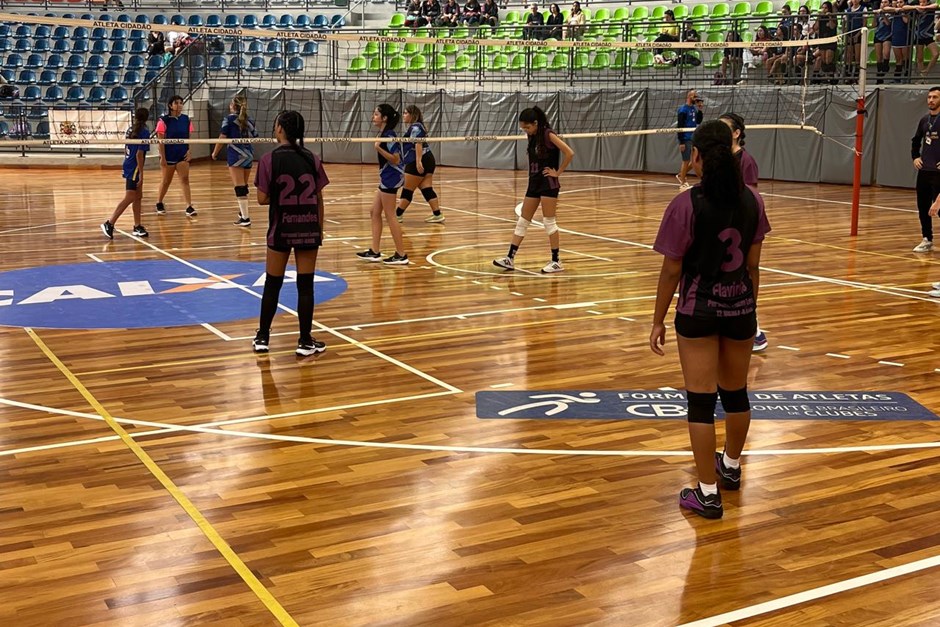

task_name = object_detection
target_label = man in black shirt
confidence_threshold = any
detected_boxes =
[911,86,940,252]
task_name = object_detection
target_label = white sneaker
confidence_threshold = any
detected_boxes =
[493,256,515,270]
[913,238,934,253]
[541,260,564,273]
[679,182,692,191]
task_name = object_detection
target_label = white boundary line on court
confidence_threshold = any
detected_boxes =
[114,227,462,394]
[200,323,233,341]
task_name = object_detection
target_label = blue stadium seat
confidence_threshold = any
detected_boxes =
[108,86,129,104]
[144,69,159,83]
[301,41,319,56]
[134,14,150,24]
[152,15,168,25]
[24,54,43,70]
[312,15,328,29]
[192,67,206,84]
[79,13,94,20]
[130,39,146,54]
[224,15,239,28]
[17,69,37,84]
[206,15,221,27]
[227,56,246,71]
[79,69,99,86]
[122,70,141,86]
[61,13,75,19]
[248,40,263,55]
[35,25,51,39]
[101,69,119,86]
[91,27,107,41]
[0,25,9,39]
[243,15,259,28]
[91,40,109,55]
[87,86,106,104]
[188,15,204,26]
[59,70,78,86]
[285,40,300,56]
[72,27,89,41]
[278,14,294,28]
[117,14,131,22]
[295,15,312,29]
[34,122,50,140]
[72,41,90,54]
[0,40,10,54]
[45,54,64,70]
[246,56,264,72]
[38,70,57,86]
[52,26,69,40]
[228,40,244,55]
[111,29,127,41]
[65,86,85,103]
[191,55,206,70]
[5,53,24,69]
[19,85,39,102]
[266,56,285,73]
[170,15,185,26]
[14,40,32,54]
[111,41,128,54]
[53,40,70,54]
[107,56,125,71]
[129,29,144,42]
[33,39,51,53]
[287,57,304,73]
[27,105,47,120]
[147,55,164,69]
[209,55,226,71]
[0,69,13,82]
[14,25,32,40]
[127,55,145,70]
[0,121,8,138]
[331,15,347,28]
[42,85,63,103]
[98,14,112,21]
[261,15,277,28]
[87,55,105,70]
[266,40,282,54]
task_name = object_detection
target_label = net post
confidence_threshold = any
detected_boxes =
[851,27,868,237]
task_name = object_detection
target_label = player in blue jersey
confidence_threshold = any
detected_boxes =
[356,104,409,265]
[676,89,704,191]
[154,95,197,218]
[395,105,444,224]
[211,95,257,227]
[101,107,151,240]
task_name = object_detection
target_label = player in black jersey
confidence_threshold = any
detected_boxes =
[911,87,940,253]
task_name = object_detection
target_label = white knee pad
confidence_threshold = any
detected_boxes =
[543,216,558,235]
[514,216,531,238]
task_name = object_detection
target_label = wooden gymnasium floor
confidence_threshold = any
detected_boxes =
[1,161,939,627]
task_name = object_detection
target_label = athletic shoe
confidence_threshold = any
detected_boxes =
[678,182,693,192]
[913,238,934,253]
[424,213,445,223]
[396,214,404,223]
[493,256,515,270]
[234,216,251,227]
[932,281,940,290]
[132,224,149,237]
[100,220,114,240]
[155,202,166,215]
[752,330,768,352]
[715,452,741,491]
[675,174,686,186]
[356,249,382,262]
[929,289,940,298]
[185,206,198,218]
[296,337,326,356]
[383,252,410,265]
[252,331,269,353]
[679,486,723,519]
[542,260,564,273]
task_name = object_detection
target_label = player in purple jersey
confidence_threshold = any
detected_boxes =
[252,110,331,357]
[101,107,151,240]
[650,120,771,519]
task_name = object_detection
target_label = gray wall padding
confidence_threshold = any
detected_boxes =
[204,86,927,188]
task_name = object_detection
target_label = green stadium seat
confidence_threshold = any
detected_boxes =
[363,42,379,57]
[387,55,406,72]
[347,56,366,72]
[368,57,382,72]
[629,6,648,21]
[532,52,548,70]
[705,51,722,68]
[432,53,447,71]
[549,53,568,71]
[632,51,653,69]
[452,54,471,71]
[611,49,627,69]
[573,52,590,70]
[732,2,751,17]
[808,0,821,10]
[389,13,405,27]
[590,52,611,70]
[709,3,730,31]
[509,53,526,71]
[672,5,689,20]
[612,8,628,22]
[403,42,420,55]
[651,6,667,20]
[593,8,611,22]
[487,53,508,70]
[442,42,459,55]
[384,42,401,56]
[408,54,427,71]
[754,1,774,17]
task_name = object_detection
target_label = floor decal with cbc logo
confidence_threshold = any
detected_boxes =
[475,391,938,421]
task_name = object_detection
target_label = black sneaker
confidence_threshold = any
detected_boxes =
[356,249,382,262]
[155,202,166,215]
[185,206,197,218]
[296,337,326,356]
[252,330,270,353]
[132,224,149,237]
[715,452,741,491]
[679,486,723,519]
[383,252,409,265]
[100,220,114,240]
[234,215,251,227]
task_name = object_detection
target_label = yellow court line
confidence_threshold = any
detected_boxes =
[24,328,299,627]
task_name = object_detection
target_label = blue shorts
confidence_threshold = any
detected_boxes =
[227,155,253,168]
[378,185,400,194]
[680,142,692,162]
[125,177,141,191]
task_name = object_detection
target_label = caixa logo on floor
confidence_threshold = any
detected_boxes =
[0,260,347,330]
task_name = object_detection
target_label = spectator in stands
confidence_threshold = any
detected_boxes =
[147,31,165,58]
[545,3,564,39]
[906,0,938,78]
[749,25,772,71]
[653,10,680,64]
[481,0,500,27]
[461,0,482,26]
[842,0,866,80]
[811,1,838,82]
[404,0,423,28]
[796,4,812,36]
[719,27,744,84]
[420,0,442,27]
[873,0,893,83]
[672,20,701,66]
[438,0,462,27]
[778,4,794,32]
[524,3,545,39]
[167,31,183,54]
[565,1,586,40]
[788,22,809,80]
[767,24,790,82]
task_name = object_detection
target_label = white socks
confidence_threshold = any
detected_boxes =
[699,482,718,496]
[723,452,740,469]
[237,196,249,219]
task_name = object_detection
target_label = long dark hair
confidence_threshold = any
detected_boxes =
[167,94,183,114]
[718,112,746,147]
[376,103,400,134]
[128,107,149,139]
[275,110,319,175]
[519,106,550,160]
[693,120,743,208]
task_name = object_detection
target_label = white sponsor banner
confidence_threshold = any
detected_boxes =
[48,109,132,149]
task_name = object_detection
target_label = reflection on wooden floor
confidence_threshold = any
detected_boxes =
[0,162,939,625]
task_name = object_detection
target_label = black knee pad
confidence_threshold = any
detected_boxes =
[420,187,438,202]
[235,185,249,197]
[296,272,314,293]
[399,188,414,203]
[686,391,718,424]
[718,386,750,413]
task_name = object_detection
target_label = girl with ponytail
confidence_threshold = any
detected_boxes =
[212,94,258,227]
[493,105,574,274]
[649,119,771,520]
[100,107,151,240]
[357,103,409,265]
[252,110,331,357]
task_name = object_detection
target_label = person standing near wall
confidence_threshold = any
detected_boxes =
[676,89,704,191]
[911,86,940,253]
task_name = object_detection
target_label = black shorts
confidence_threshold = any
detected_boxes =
[917,37,935,46]
[378,185,400,194]
[525,176,560,199]
[125,177,141,191]
[674,312,757,341]
[267,244,320,253]
[404,152,436,176]
[845,32,862,45]
[874,35,889,44]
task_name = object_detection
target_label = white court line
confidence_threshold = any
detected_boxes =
[86,253,104,263]
[0,217,98,235]
[586,310,604,315]
[490,383,514,388]
[826,353,851,359]
[560,248,614,262]
[560,183,642,196]
[200,323,232,341]
[677,554,940,627]
[778,345,801,351]
[618,316,635,322]
[114,227,462,395]
[879,360,905,367]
